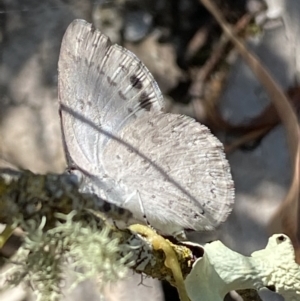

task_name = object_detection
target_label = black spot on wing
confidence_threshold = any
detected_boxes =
[77,99,93,111]
[78,99,84,111]
[130,74,143,90]
[76,36,83,44]
[120,64,129,72]
[84,57,94,68]
[97,64,105,75]
[127,108,137,119]
[66,50,76,61]
[90,24,96,33]
[139,92,152,111]
[118,91,127,100]
[107,76,117,86]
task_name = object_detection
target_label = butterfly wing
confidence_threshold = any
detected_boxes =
[102,113,234,234]
[58,19,164,175]
[58,19,234,236]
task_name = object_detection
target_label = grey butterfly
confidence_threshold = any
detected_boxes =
[58,19,234,239]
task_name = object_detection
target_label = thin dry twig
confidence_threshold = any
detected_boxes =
[189,12,252,104]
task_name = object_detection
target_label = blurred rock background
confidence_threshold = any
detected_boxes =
[1,0,299,300]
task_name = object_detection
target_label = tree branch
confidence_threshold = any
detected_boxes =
[0,170,269,301]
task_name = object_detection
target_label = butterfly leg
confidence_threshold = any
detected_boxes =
[123,190,153,228]
[137,190,151,227]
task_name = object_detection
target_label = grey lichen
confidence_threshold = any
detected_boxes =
[1,211,131,301]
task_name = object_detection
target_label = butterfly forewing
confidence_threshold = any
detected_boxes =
[58,19,164,174]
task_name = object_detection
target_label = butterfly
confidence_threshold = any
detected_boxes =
[58,19,234,239]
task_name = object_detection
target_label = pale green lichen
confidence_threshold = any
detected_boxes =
[1,211,131,301]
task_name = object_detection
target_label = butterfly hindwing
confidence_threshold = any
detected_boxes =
[102,113,234,233]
